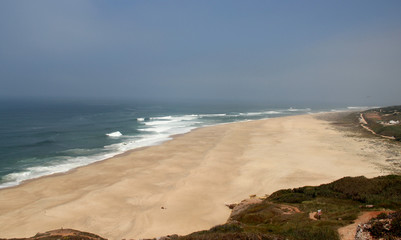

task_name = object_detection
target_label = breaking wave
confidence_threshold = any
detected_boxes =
[1,106,336,189]
[106,131,123,137]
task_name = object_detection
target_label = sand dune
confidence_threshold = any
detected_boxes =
[0,114,395,239]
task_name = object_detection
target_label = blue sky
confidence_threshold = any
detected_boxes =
[0,0,400,106]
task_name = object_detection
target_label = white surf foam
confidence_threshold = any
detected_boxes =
[239,111,283,116]
[0,152,118,189]
[144,120,170,126]
[106,131,123,137]
[287,107,312,112]
[172,115,198,121]
[140,126,173,133]
[0,108,335,189]
[150,116,172,120]
[198,113,227,117]
[140,114,200,135]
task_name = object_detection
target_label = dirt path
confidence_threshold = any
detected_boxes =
[280,205,301,214]
[309,212,318,220]
[359,113,395,140]
[338,211,384,240]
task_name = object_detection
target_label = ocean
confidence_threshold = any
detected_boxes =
[0,100,365,189]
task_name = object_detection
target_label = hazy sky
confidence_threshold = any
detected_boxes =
[1,1,400,106]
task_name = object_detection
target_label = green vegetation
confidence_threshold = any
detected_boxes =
[270,175,401,208]
[177,175,401,240]
[392,211,401,235]
[181,232,283,240]
[362,105,401,141]
[0,229,107,240]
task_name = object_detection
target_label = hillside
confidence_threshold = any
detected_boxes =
[173,174,401,240]
[360,105,401,141]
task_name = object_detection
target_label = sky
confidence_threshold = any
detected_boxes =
[0,0,400,106]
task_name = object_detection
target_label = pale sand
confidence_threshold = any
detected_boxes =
[0,114,395,239]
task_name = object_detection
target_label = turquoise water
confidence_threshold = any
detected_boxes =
[0,100,358,188]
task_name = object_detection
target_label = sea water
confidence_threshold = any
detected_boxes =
[0,100,367,189]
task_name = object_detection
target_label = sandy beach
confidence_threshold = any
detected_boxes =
[0,113,397,239]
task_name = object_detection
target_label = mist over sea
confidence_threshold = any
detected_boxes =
[0,100,370,188]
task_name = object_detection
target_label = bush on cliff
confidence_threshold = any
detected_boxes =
[268,175,401,209]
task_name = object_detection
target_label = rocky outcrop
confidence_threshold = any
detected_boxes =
[354,212,401,240]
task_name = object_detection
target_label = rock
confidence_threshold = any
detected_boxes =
[225,203,238,209]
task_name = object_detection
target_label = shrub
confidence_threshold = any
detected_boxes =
[369,222,387,238]
[391,211,401,236]
[376,212,388,219]
[284,226,338,240]
[209,223,243,233]
[268,190,313,203]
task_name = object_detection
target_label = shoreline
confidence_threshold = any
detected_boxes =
[0,116,274,191]
[0,112,398,239]
[0,113,312,191]
[0,109,362,190]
